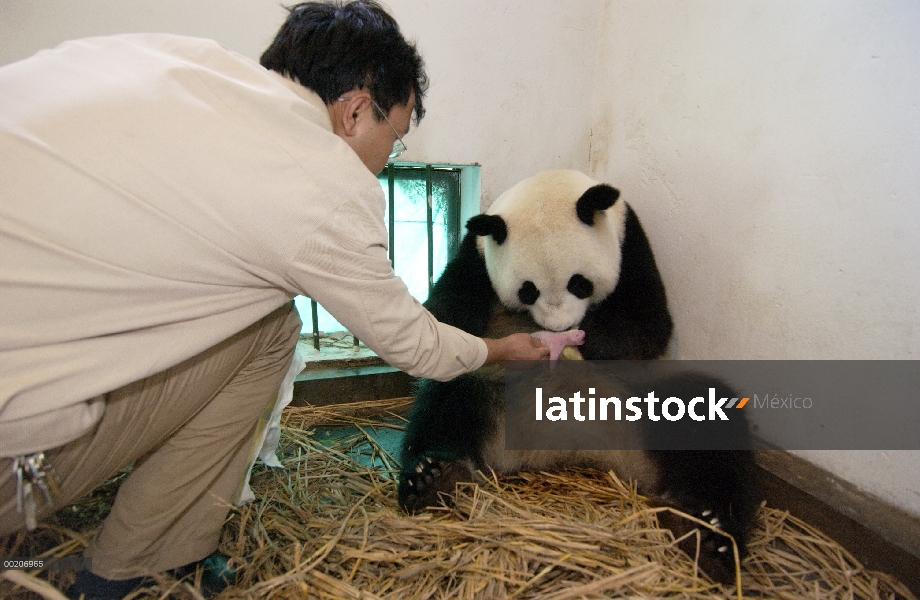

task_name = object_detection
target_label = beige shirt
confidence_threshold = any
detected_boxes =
[0,34,487,456]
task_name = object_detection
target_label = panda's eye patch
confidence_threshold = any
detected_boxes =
[518,281,540,305]
[567,274,593,299]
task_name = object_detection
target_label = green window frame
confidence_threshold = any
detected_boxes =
[295,163,480,354]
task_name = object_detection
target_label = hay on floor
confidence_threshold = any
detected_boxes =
[2,399,915,600]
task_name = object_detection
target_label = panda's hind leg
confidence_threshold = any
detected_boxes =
[625,372,761,583]
[398,372,502,513]
[649,450,760,585]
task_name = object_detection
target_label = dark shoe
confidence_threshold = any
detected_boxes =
[65,570,147,600]
[65,554,234,599]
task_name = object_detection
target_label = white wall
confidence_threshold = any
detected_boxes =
[0,0,287,65]
[382,1,602,206]
[591,1,920,516]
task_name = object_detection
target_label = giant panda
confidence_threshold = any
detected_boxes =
[397,170,760,584]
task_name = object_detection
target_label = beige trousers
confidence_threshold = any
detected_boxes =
[0,302,302,579]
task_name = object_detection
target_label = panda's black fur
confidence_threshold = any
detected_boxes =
[398,170,760,584]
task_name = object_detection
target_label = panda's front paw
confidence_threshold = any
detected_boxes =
[657,506,739,585]
[397,456,474,513]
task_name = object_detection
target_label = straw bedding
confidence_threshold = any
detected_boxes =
[2,398,915,600]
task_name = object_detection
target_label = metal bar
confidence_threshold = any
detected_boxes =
[452,169,460,259]
[426,164,434,298]
[310,299,320,351]
[387,163,396,269]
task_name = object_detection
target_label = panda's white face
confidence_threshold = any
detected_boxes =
[517,272,596,332]
[477,170,627,332]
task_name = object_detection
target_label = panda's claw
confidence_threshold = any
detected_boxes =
[658,505,741,585]
[398,456,475,514]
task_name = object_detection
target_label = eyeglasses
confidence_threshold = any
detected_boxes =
[338,96,407,159]
[371,99,408,159]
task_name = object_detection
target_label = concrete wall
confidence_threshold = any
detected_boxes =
[0,0,287,65]
[590,1,920,516]
[382,1,602,206]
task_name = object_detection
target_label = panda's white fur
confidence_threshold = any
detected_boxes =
[480,170,627,332]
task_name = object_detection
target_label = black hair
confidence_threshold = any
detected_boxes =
[260,0,428,123]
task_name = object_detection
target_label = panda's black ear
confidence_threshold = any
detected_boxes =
[576,184,620,226]
[466,214,508,245]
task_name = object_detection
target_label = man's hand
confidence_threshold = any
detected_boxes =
[482,333,550,364]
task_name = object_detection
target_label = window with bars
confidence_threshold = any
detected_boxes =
[294,163,480,355]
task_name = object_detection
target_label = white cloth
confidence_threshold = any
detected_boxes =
[0,34,487,457]
[237,347,307,505]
